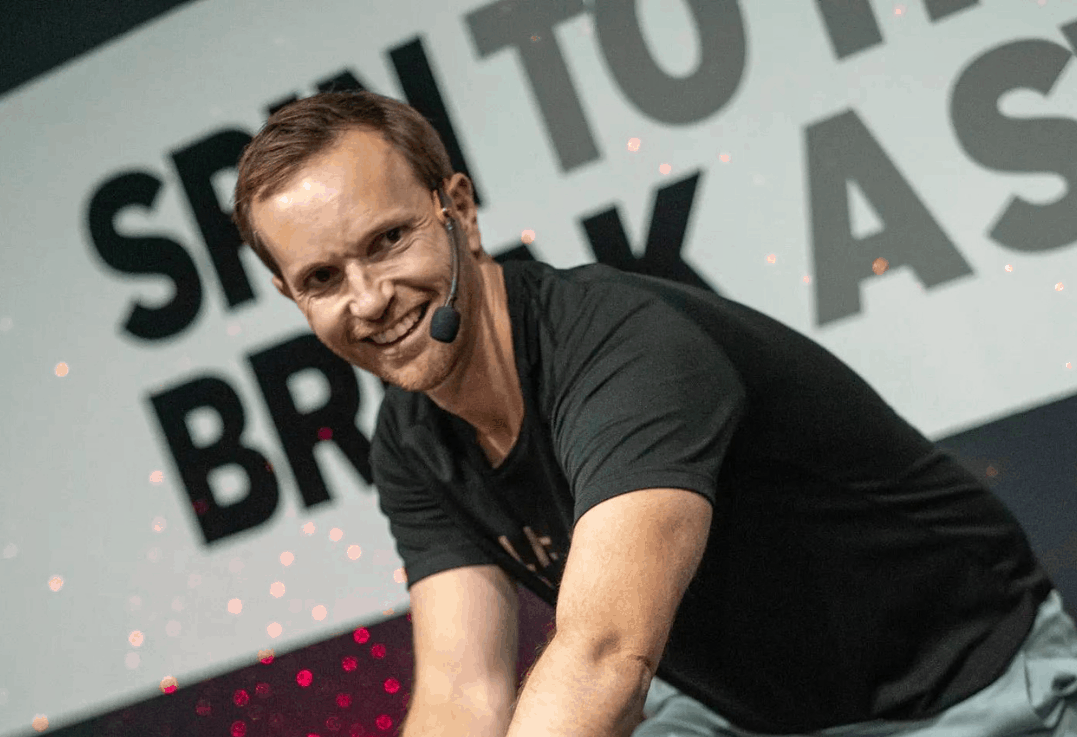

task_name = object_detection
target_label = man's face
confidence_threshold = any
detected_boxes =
[251,129,474,392]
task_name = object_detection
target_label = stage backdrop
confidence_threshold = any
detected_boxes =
[2,0,1076,733]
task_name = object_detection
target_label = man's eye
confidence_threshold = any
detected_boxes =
[307,267,336,287]
[382,227,405,246]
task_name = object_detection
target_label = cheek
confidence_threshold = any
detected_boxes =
[303,303,349,344]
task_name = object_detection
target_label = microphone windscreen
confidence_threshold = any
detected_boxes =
[429,305,461,343]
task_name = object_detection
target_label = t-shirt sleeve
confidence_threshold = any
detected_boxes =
[546,283,747,525]
[370,399,499,590]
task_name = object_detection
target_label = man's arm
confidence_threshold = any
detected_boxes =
[400,565,520,737]
[505,487,712,737]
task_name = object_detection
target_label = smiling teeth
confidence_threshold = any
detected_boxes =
[370,306,422,345]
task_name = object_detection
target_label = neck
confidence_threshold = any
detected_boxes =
[425,259,523,458]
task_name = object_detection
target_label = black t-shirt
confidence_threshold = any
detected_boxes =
[369,260,1051,733]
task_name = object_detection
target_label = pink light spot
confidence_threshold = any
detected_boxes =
[375,715,393,731]
[337,693,353,708]
[371,644,386,659]
[318,427,333,440]
[342,656,358,672]
[353,628,370,644]
[234,689,250,707]
[231,720,247,737]
[256,682,272,697]
[383,678,400,694]
[297,669,314,687]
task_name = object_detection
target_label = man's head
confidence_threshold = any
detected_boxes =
[233,91,489,392]
[233,91,455,281]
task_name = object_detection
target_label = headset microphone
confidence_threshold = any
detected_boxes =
[430,189,461,343]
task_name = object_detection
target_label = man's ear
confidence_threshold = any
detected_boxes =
[272,275,293,301]
[442,173,482,255]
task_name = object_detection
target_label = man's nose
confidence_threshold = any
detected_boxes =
[343,262,390,320]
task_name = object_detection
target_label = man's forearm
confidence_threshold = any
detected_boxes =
[400,696,512,737]
[506,634,651,737]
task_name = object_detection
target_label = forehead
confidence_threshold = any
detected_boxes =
[251,129,428,269]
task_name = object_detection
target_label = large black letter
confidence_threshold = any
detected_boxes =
[467,0,597,171]
[951,37,1077,252]
[171,129,256,308]
[248,334,373,510]
[87,171,202,341]
[581,171,715,292]
[148,376,278,545]
[805,110,972,325]
[390,37,484,206]
[594,0,746,125]
[814,0,978,60]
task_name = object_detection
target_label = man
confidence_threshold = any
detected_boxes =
[233,90,1077,736]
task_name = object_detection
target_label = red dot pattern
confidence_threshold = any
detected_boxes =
[50,591,561,737]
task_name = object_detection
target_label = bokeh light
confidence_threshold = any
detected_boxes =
[375,715,393,731]
[234,689,250,707]
[371,644,386,659]
[31,716,48,732]
[329,527,344,542]
[384,678,400,694]
[627,137,641,152]
[393,568,407,584]
[347,545,362,560]
[231,720,247,737]
[48,575,63,592]
[894,4,906,15]
[872,257,890,275]
[129,630,144,647]
[258,650,275,665]
[1005,264,1013,272]
[270,581,285,598]
[152,516,167,533]
[353,627,370,644]
[302,521,316,535]
[342,656,358,672]
[160,676,179,694]
[312,604,328,621]
[296,669,314,687]
[766,254,777,264]
[267,622,282,638]
[1056,282,1064,291]
[718,152,731,163]
[149,470,164,484]
[658,163,671,175]
[521,229,536,244]
[228,599,243,614]
[256,682,272,697]
[336,693,352,708]
[280,551,295,566]
[54,362,69,377]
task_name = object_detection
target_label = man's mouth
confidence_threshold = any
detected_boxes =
[367,303,428,345]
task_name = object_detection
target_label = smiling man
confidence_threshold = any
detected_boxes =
[233,91,1077,737]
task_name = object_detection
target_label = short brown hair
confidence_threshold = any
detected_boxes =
[232,91,454,279]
